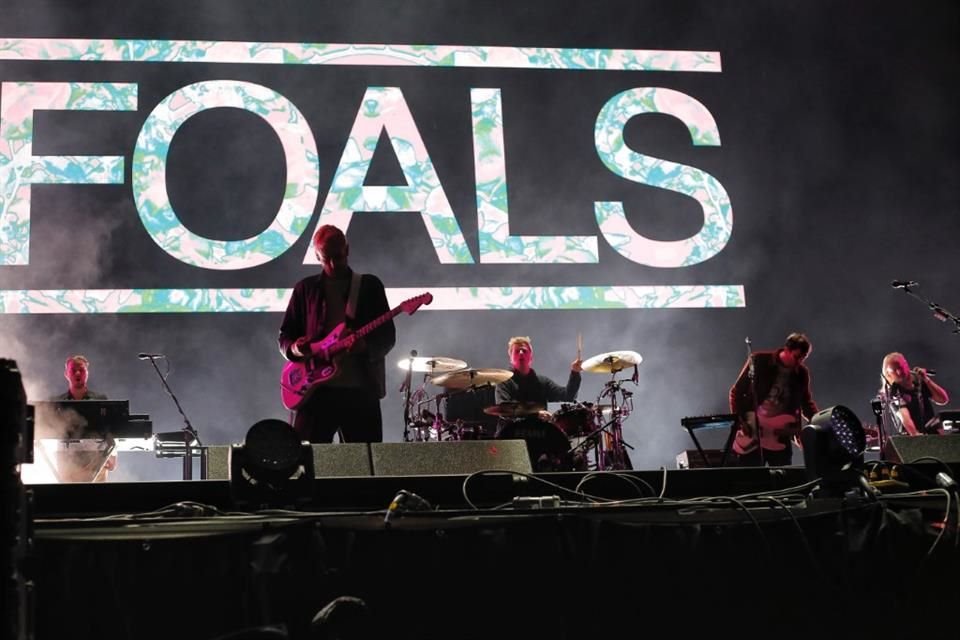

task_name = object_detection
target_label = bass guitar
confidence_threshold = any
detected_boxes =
[732,411,800,454]
[280,292,433,410]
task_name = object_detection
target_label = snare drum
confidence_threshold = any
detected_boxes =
[450,420,493,440]
[497,416,572,472]
[552,402,597,437]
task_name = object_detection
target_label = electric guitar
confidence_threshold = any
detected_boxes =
[732,411,800,454]
[280,292,433,410]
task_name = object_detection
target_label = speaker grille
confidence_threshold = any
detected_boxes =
[204,443,373,479]
[885,435,960,463]
[370,440,532,476]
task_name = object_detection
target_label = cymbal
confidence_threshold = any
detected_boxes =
[483,401,544,418]
[581,350,643,374]
[430,368,513,389]
[396,356,467,374]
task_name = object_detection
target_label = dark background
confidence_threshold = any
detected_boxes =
[2,0,958,477]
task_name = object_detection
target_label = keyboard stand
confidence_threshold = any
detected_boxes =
[681,414,739,468]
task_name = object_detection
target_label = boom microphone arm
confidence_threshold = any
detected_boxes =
[891,280,960,335]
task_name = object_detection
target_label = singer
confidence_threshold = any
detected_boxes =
[277,225,396,444]
[56,355,107,401]
[729,333,820,467]
[51,355,117,482]
[879,352,950,436]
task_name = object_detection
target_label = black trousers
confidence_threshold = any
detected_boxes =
[734,447,793,467]
[293,386,383,443]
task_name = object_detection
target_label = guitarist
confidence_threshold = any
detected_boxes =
[729,333,819,466]
[278,225,396,443]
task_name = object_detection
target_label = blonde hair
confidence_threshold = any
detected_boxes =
[64,355,90,369]
[882,352,909,373]
[507,336,532,355]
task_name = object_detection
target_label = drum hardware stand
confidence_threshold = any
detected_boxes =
[398,354,472,442]
[401,363,442,442]
[141,354,204,480]
[568,424,610,471]
[406,392,431,441]
[430,392,447,441]
[595,371,636,471]
[400,349,417,443]
[407,392,449,441]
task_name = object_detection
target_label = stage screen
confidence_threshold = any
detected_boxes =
[2,0,958,478]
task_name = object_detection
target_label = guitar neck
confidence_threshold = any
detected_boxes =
[311,293,430,353]
[353,305,402,339]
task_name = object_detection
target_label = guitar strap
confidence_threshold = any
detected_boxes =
[345,272,362,320]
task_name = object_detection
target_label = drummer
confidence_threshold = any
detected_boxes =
[494,336,583,426]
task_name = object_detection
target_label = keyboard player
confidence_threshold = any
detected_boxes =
[41,354,115,482]
[57,355,107,401]
[21,355,154,483]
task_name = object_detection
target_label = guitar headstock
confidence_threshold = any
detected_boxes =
[400,292,433,315]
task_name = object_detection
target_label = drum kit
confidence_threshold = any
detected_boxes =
[397,348,642,472]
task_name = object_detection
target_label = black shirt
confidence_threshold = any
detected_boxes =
[887,374,939,434]
[55,389,107,400]
[495,368,581,407]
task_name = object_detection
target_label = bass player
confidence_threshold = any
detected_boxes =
[729,332,819,466]
[278,225,396,443]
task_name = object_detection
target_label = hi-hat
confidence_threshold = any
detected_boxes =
[581,350,643,374]
[430,368,513,389]
[396,356,467,374]
[483,401,544,418]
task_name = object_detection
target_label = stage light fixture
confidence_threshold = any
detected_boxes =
[229,419,314,508]
[801,405,868,495]
[2,358,32,640]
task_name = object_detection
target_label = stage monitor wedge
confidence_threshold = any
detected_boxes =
[885,435,960,464]
[370,440,532,476]
[206,443,373,479]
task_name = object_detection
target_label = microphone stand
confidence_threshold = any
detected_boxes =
[871,386,889,462]
[894,282,960,334]
[401,350,416,443]
[143,356,203,480]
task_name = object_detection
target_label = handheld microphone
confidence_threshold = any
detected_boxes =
[913,367,936,377]
[890,280,918,289]
[137,353,165,360]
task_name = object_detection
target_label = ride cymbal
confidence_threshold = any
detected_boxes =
[430,368,513,389]
[396,356,468,374]
[581,350,643,374]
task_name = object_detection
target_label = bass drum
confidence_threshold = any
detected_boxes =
[497,416,573,472]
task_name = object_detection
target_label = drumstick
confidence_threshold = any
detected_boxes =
[576,332,582,361]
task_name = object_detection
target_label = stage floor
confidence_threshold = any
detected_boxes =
[21,463,960,640]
